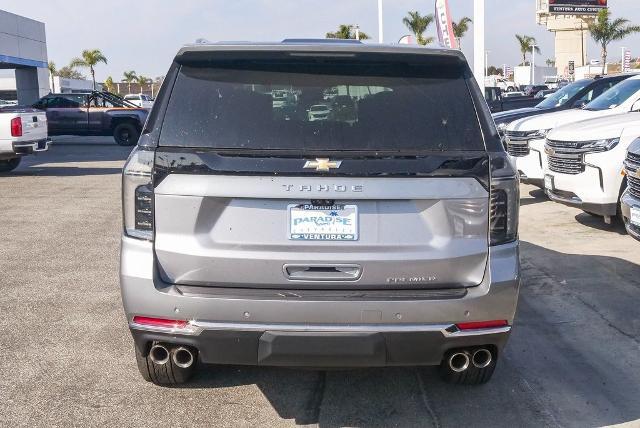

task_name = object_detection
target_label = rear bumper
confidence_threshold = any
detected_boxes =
[120,237,520,367]
[0,139,50,158]
[621,190,640,240]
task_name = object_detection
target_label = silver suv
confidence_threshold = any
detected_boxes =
[120,40,520,385]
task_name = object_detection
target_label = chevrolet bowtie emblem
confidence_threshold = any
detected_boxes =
[303,158,342,171]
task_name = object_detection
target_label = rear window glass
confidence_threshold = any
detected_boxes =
[160,62,484,151]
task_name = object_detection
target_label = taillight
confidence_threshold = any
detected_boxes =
[489,152,519,246]
[132,316,188,329]
[122,146,154,240]
[456,320,509,330]
[10,117,22,137]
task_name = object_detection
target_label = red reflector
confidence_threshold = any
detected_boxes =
[10,117,22,137]
[132,316,188,329]
[455,320,509,330]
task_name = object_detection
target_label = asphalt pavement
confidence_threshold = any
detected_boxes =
[1,140,639,427]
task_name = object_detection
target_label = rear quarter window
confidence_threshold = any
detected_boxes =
[159,60,484,152]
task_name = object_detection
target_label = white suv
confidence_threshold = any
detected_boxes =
[543,111,640,224]
[504,75,640,187]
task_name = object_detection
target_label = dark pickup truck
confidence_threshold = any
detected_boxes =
[484,87,540,113]
[32,91,149,145]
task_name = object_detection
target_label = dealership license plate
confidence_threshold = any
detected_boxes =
[631,207,640,226]
[288,204,358,241]
[544,174,554,191]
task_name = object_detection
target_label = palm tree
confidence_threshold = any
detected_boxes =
[136,75,150,92]
[402,11,435,46]
[47,61,56,93]
[123,70,137,93]
[326,24,370,40]
[589,9,640,75]
[104,76,115,93]
[452,17,472,49]
[57,65,85,80]
[515,35,541,65]
[546,58,556,67]
[70,49,108,90]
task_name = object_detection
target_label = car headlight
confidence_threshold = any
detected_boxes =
[531,129,551,139]
[580,137,620,152]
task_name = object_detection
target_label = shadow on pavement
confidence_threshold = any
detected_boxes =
[574,212,627,235]
[520,188,547,207]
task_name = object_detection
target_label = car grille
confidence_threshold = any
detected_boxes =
[625,152,640,198]
[546,139,585,175]
[506,140,529,157]
[504,130,533,157]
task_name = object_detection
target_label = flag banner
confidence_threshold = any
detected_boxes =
[435,0,458,49]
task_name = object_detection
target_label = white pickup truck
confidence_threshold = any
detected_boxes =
[0,107,50,173]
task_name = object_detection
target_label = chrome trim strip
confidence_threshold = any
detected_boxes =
[129,320,511,337]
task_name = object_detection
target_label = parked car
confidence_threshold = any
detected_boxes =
[503,91,527,98]
[124,93,154,108]
[33,91,149,145]
[484,87,540,113]
[504,75,640,187]
[621,139,640,239]
[534,89,556,99]
[307,104,331,121]
[544,111,640,224]
[493,74,631,134]
[0,99,18,108]
[0,106,49,173]
[523,85,549,97]
[121,40,520,386]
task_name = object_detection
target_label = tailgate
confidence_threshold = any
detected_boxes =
[153,153,490,290]
[14,111,48,142]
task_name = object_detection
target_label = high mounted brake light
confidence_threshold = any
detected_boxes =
[10,117,22,137]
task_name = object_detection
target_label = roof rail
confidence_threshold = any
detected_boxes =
[281,38,363,44]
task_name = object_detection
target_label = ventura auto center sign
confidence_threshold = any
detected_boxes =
[548,0,607,15]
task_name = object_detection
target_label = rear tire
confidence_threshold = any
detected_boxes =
[134,342,197,385]
[439,348,497,385]
[113,123,140,146]
[0,157,21,173]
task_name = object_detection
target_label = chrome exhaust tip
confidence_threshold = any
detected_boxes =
[149,344,170,365]
[172,346,195,369]
[448,351,470,372]
[472,348,493,369]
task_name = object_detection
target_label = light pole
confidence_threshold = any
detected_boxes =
[531,44,537,85]
[377,0,383,43]
[473,0,485,87]
[485,51,490,76]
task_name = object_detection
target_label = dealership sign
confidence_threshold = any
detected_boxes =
[548,0,607,15]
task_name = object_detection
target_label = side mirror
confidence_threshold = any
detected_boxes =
[572,99,587,108]
[631,99,640,112]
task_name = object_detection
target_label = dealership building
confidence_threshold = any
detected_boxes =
[536,0,607,76]
[0,9,49,104]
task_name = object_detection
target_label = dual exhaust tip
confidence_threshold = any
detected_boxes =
[447,348,493,372]
[149,344,196,368]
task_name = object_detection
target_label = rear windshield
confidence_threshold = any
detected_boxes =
[159,61,484,151]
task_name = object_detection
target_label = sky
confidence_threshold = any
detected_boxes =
[2,0,640,82]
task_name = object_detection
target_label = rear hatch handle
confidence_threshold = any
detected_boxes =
[283,264,362,281]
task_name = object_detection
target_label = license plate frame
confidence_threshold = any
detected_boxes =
[544,174,555,191]
[288,204,358,241]
[631,207,640,226]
